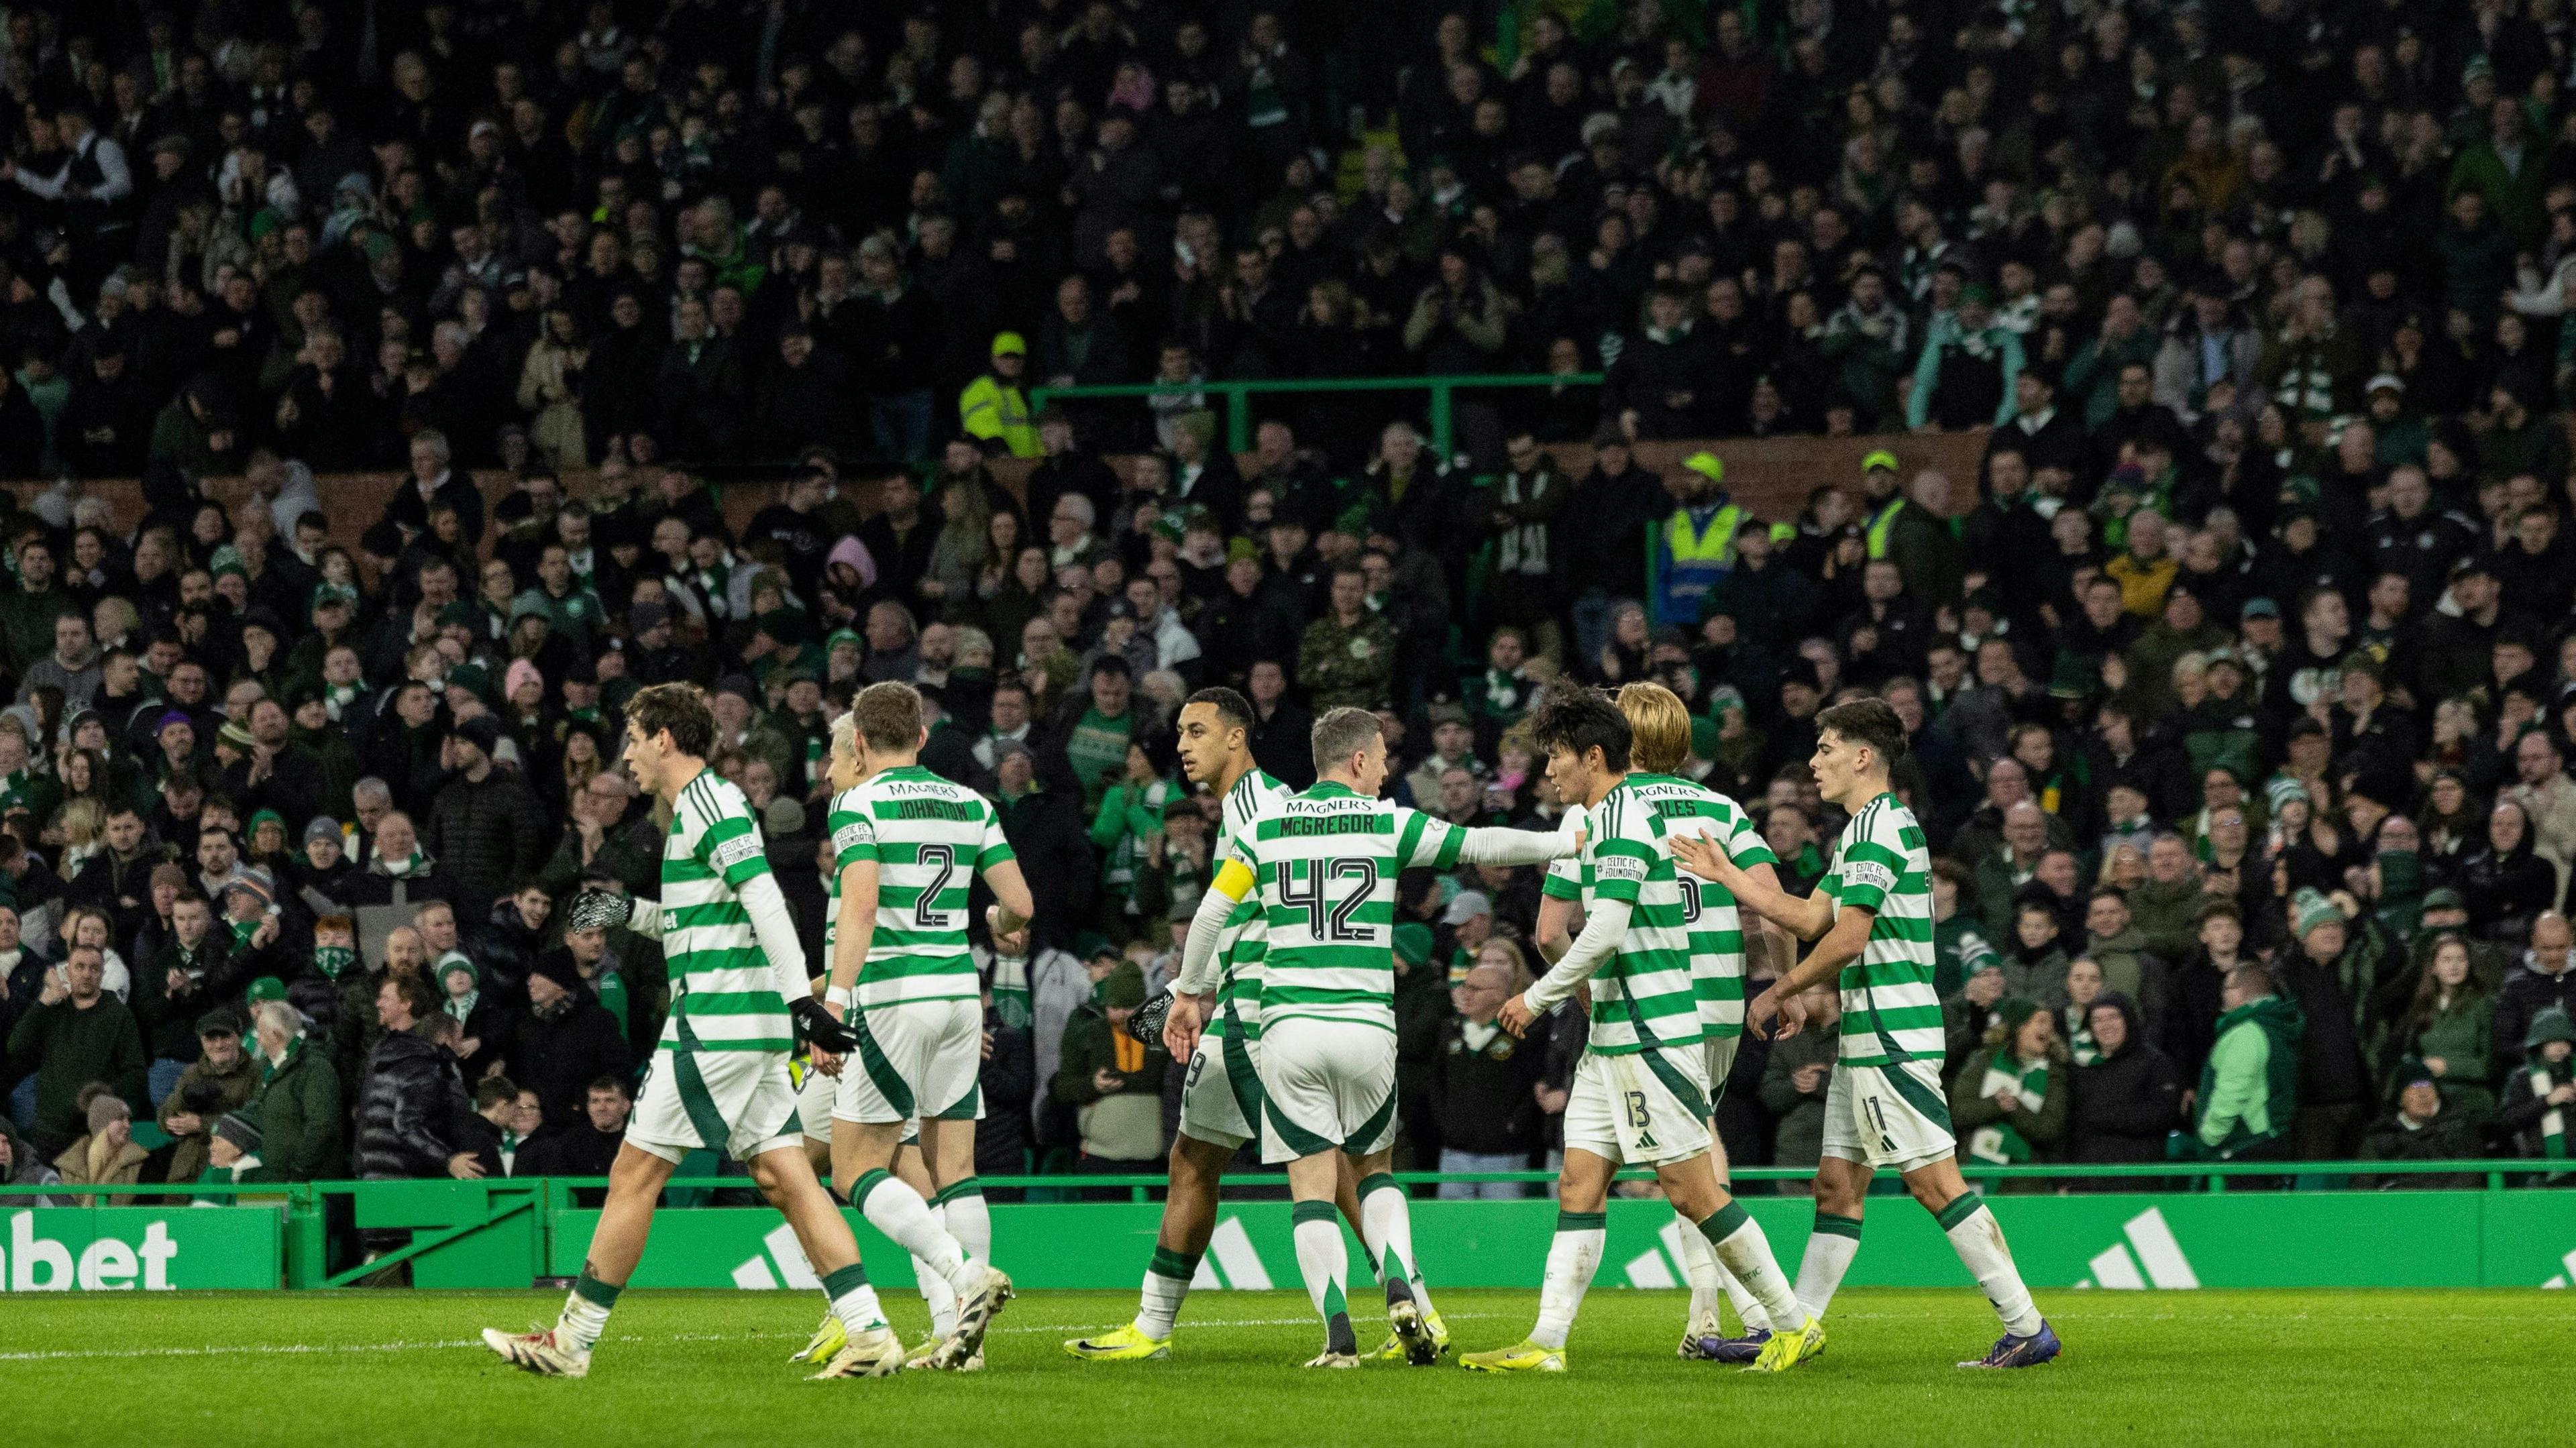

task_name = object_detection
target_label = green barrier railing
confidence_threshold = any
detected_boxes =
[1029,372,1603,458]
[9,1158,2563,1290]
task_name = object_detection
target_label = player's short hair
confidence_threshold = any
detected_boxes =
[627,681,716,759]
[851,681,926,753]
[1309,706,1383,775]
[1527,686,1632,774]
[474,1076,519,1110]
[1614,681,1692,775]
[1815,696,1908,767]
[1183,686,1252,734]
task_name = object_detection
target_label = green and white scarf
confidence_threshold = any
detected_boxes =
[987,948,1031,1030]
[378,850,426,878]
[312,944,356,981]
[2533,1058,2570,1160]
[1968,1051,2049,1165]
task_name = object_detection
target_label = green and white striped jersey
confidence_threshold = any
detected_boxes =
[830,765,1016,1009]
[1206,767,1293,1042]
[1825,793,1941,1067]
[1563,777,1703,1055]
[661,770,790,1052]
[1231,782,1464,1034]
[1543,773,1774,1040]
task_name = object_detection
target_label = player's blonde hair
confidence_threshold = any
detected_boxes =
[1616,681,1693,775]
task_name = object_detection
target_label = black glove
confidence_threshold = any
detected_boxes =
[791,995,859,1054]
[1127,989,1173,1047]
[565,885,629,932]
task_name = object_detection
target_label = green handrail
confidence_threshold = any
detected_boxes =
[1030,372,1604,457]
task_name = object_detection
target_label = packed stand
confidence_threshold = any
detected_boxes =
[5,2,2576,1211]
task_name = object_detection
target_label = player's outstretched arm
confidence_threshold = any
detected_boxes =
[1455,813,1585,867]
[1746,903,1872,1038]
[1502,897,1631,1037]
[1671,834,1833,940]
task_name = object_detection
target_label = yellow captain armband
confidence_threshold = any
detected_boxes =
[1212,858,1256,901]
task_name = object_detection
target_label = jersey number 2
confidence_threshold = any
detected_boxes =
[1279,858,1379,940]
[914,844,956,928]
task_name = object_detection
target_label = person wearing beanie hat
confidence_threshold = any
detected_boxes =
[2357,1068,2485,1186]
[194,1107,272,1199]
[1051,958,1169,1179]
[2274,885,2385,1160]
[56,1085,148,1203]
[498,946,631,1126]
[2498,1005,2576,1163]
[424,701,549,912]
[1951,997,2067,1168]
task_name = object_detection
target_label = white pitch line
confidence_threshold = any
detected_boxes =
[0,1315,1499,1363]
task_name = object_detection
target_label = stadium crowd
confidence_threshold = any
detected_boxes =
[6,0,2576,1213]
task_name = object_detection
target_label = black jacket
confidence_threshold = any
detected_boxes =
[995,783,1093,952]
[2495,964,2576,1076]
[498,996,635,1123]
[425,767,551,917]
[355,1029,475,1179]
[1429,1014,1550,1156]
[2068,992,2184,1162]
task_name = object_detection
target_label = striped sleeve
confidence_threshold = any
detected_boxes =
[828,791,877,869]
[1718,801,1776,867]
[1540,858,1582,899]
[1394,807,1466,870]
[1833,809,1902,913]
[1586,798,1656,905]
[695,783,771,887]
[975,797,1015,869]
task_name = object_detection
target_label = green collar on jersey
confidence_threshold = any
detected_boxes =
[871,763,936,781]
[1306,781,1362,799]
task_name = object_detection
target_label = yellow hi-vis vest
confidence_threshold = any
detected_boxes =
[1658,502,1743,624]
[1864,497,1908,559]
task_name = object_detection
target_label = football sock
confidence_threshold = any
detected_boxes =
[1719,1259,1774,1333]
[1697,1201,1803,1329]
[1531,1210,1605,1351]
[1136,1245,1199,1339]
[557,1270,619,1354]
[1937,1192,2043,1337]
[1357,1172,1433,1314]
[821,1262,887,1334]
[853,1168,976,1295]
[914,1203,957,1337]
[1794,1210,1864,1320]
[1290,1200,1354,1353]
[937,1179,991,1266]
[1670,1217,1719,1323]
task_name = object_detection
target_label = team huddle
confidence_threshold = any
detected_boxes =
[481,677,2059,1382]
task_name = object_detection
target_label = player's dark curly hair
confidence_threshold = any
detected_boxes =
[1816,696,1908,766]
[627,681,716,759]
[1527,685,1632,773]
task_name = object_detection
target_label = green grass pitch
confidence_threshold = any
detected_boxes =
[5,1288,2568,1445]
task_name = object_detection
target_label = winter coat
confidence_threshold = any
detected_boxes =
[155,1047,260,1182]
[2068,992,2185,1162]
[496,996,634,1124]
[355,1028,473,1179]
[2494,964,2576,1087]
[2194,993,2303,1159]
[250,1034,346,1180]
[1950,1042,2071,1164]
[425,767,551,918]
[1759,1027,1838,1166]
